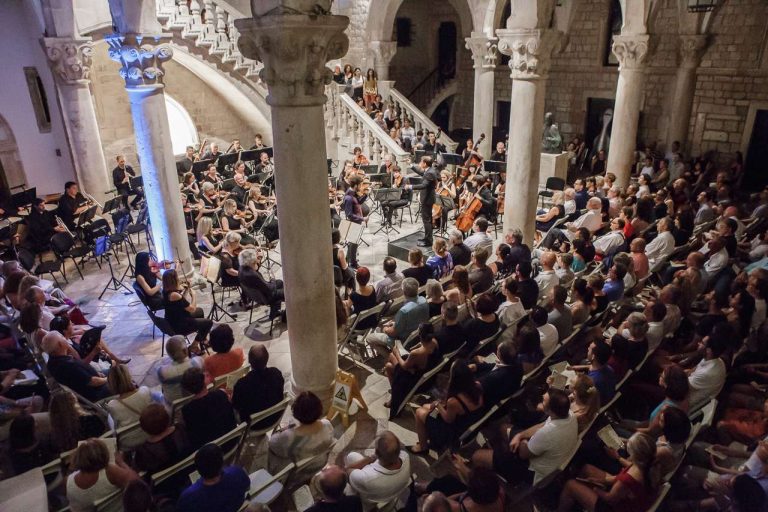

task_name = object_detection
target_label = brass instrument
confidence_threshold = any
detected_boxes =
[55,215,74,237]
[83,191,102,210]
[196,138,208,161]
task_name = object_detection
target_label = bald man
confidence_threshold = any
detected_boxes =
[232,345,285,428]
[345,431,411,507]
[307,465,362,512]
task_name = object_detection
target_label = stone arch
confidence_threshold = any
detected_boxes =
[366,0,477,42]
[424,82,459,119]
[0,114,26,189]
[165,94,199,155]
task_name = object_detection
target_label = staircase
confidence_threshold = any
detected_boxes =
[155,0,455,165]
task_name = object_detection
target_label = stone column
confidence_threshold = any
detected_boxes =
[370,40,397,82]
[666,34,707,151]
[465,34,497,157]
[606,34,649,188]
[105,33,193,276]
[235,12,348,403]
[42,38,111,204]
[497,28,558,245]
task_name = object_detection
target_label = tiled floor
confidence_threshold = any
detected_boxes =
[55,201,479,479]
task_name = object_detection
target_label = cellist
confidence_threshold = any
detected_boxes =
[461,138,483,167]
[433,170,457,226]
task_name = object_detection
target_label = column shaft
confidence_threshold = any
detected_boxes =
[607,67,644,187]
[125,85,193,273]
[271,105,337,397]
[666,67,697,149]
[503,78,546,244]
[472,67,495,155]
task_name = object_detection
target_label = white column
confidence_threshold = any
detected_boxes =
[497,28,558,245]
[105,33,193,276]
[370,40,397,82]
[666,34,707,151]
[606,34,649,188]
[465,34,497,157]
[42,38,111,204]
[235,12,348,404]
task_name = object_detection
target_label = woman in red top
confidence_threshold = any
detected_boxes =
[556,432,660,512]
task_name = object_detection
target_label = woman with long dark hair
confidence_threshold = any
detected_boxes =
[134,252,162,309]
[363,68,378,108]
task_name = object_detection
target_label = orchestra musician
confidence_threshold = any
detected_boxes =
[56,181,89,231]
[220,198,256,245]
[352,147,369,167]
[26,197,66,253]
[343,175,368,267]
[469,174,496,219]
[178,145,196,175]
[433,169,457,226]
[228,139,243,153]
[181,172,200,199]
[490,141,507,162]
[254,152,273,175]
[198,182,222,217]
[196,216,223,254]
[461,138,483,166]
[250,133,266,150]
[406,155,440,247]
[230,173,250,207]
[233,161,248,180]
[247,186,274,219]
[202,142,222,161]
[112,154,143,210]
[421,132,446,155]
[201,164,223,186]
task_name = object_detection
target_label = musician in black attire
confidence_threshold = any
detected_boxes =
[250,134,266,150]
[56,182,89,231]
[238,247,284,320]
[26,198,66,253]
[342,175,366,267]
[422,132,446,155]
[490,141,507,162]
[202,142,222,161]
[178,146,196,176]
[112,155,143,209]
[407,156,439,247]
[470,175,496,220]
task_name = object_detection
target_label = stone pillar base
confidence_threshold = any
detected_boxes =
[539,152,569,186]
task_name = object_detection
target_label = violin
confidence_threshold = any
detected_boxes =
[149,258,177,274]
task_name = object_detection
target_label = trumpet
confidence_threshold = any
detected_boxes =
[55,215,74,237]
[83,191,103,210]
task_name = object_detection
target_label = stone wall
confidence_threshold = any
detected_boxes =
[89,42,265,167]
[491,0,768,164]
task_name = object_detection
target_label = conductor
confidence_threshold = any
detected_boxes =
[407,155,439,247]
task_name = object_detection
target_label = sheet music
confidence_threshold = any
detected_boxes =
[549,372,568,390]
[293,485,314,512]
[339,219,364,244]
[549,361,569,374]
[0,467,48,512]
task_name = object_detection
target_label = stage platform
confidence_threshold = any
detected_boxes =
[387,230,436,261]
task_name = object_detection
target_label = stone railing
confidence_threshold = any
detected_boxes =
[156,0,264,85]
[386,88,457,152]
[326,84,410,168]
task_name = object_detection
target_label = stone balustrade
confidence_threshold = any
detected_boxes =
[385,88,457,152]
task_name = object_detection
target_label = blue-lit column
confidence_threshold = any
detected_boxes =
[236,11,348,404]
[105,33,192,275]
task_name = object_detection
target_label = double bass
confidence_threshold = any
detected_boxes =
[455,133,485,188]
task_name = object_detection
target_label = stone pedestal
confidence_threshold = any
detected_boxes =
[235,13,348,405]
[465,34,497,157]
[539,152,568,186]
[606,34,649,188]
[105,33,193,276]
[497,28,558,246]
[42,38,111,204]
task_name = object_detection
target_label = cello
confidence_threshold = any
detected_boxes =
[455,133,485,188]
[454,181,488,232]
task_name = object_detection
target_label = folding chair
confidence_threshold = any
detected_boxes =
[538,177,565,208]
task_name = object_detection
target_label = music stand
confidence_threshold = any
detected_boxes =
[255,210,281,272]
[77,205,98,228]
[218,178,235,192]
[239,149,260,162]
[192,159,214,179]
[434,194,455,238]
[371,187,403,238]
[97,236,132,299]
[414,149,426,162]
[102,197,121,215]
[129,176,143,190]
[483,160,506,173]
[367,173,387,184]
[441,153,463,168]
[217,152,239,169]
[359,164,378,174]
[11,190,30,210]
[260,147,274,158]
[338,218,365,248]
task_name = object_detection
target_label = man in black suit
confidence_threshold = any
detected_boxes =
[57,181,89,231]
[407,156,439,247]
[421,131,446,155]
[232,345,285,429]
[476,341,523,406]
[503,228,532,270]
[112,155,143,209]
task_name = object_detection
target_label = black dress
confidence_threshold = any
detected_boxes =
[350,291,378,330]
[425,394,484,450]
[389,349,442,419]
[163,291,196,335]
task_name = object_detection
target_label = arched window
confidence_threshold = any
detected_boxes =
[165,95,198,156]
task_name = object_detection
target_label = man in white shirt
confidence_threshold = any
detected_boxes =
[497,278,526,328]
[593,218,626,257]
[345,431,411,508]
[644,302,666,351]
[472,389,577,484]
[463,217,494,254]
[531,306,559,355]
[703,237,729,280]
[645,217,676,268]
[534,251,560,305]
[563,188,577,216]
[541,197,602,249]
[687,334,727,412]
[694,190,715,225]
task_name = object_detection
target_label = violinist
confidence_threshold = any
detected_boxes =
[134,252,163,309]
[343,175,367,267]
[352,146,369,167]
[180,194,199,234]
[220,232,256,288]
[490,141,507,162]
[181,172,200,199]
[196,216,223,254]
[162,269,212,355]
[230,173,249,207]
[247,186,274,219]
[461,139,483,167]
[494,171,506,216]
[199,182,221,216]
[220,199,256,245]
[233,160,248,179]
[379,154,396,180]
[250,133,266,150]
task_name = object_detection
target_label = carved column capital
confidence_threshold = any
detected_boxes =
[496,29,559,80]
[42,37,94,85]
[611,34,650,70]
[234,14,349,107]
[104,33,174,87]
[678,34,708,69]
[465,35,498,70]
[370,40,397,67]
